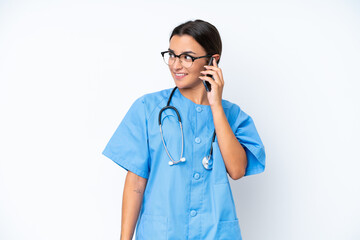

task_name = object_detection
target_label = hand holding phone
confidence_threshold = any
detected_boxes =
[203,56,215,92]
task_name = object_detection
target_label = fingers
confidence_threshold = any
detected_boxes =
[212,57,217,67]
[203,65,223,85]
[199,75,217,87]
[200,69,223,85]
[204,57,217,67]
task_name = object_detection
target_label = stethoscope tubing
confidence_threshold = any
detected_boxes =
[158,87,216,168]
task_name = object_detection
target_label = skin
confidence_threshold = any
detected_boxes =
[120,171,147,240]
[120,34,248,240]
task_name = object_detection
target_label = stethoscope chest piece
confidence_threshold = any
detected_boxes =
[202,156,213,170]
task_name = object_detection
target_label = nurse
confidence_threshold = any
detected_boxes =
[103,19,266,240]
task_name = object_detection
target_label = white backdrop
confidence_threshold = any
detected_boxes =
[1,0,359,239]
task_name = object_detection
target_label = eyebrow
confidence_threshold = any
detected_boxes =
[168,48,196,54]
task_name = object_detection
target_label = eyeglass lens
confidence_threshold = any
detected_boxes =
[162,52,193,68]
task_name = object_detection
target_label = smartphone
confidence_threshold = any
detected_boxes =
[203,56,215,92]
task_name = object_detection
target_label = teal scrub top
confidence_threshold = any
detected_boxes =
[102,87,266,240]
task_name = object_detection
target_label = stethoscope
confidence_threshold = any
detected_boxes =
[158,87,216,170]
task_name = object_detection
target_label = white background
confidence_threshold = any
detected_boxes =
[1,0,359,239]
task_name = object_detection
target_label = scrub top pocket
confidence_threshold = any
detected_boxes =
[136,214,168,240]
[212,182,238,221]
[215,219,242,240]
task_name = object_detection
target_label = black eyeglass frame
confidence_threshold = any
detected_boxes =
[161,50,212,68]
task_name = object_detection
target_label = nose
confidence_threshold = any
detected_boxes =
[172,57,183,70]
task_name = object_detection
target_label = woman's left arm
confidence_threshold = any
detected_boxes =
[210,105,247,180]
[199,58,247,180]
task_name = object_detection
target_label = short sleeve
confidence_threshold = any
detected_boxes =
[233,107,266,176]
[102,96,150,179]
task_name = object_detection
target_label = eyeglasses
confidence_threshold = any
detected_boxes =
[161,51,212,68]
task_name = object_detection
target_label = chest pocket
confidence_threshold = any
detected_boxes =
[212,142,229,184]
[160,110,182,161]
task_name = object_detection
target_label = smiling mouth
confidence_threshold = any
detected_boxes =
[174,73,188,79]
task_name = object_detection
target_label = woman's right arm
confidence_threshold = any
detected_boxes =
[120,171,148,240]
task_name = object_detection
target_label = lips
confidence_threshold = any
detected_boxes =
[174,73,188,79]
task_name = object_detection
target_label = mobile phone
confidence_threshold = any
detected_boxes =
[203,56,215,92]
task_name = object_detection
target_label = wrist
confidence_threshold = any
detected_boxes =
[210,102,223,110]
[120,234,132,240]
[120,237,131,240]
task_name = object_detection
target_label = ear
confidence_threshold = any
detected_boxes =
[212,54,221,64]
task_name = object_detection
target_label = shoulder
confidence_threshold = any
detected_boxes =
[221,98,242,117]
[142,88,172,104]
[134,88,173,120]
[221,98,252,128]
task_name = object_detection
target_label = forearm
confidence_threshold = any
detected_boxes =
[211,103,247,180]
[120,171,147,240]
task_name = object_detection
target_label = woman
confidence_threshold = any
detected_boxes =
[103,19,266,240]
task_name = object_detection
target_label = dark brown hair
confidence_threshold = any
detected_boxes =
[170,19,222,64]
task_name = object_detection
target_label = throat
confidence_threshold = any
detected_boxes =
[178,87,209,106]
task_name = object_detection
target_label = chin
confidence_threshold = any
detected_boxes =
[172,74,201,89]
[174,82,200,91]
[173,82,187,89]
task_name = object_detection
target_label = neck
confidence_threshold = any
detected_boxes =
[178,84,209,105]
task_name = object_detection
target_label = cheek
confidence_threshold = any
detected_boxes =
[189,64,204,75]
[195,61,207,73]
[191,66,203,76]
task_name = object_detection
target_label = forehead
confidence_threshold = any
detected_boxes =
[169,35,206,55]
